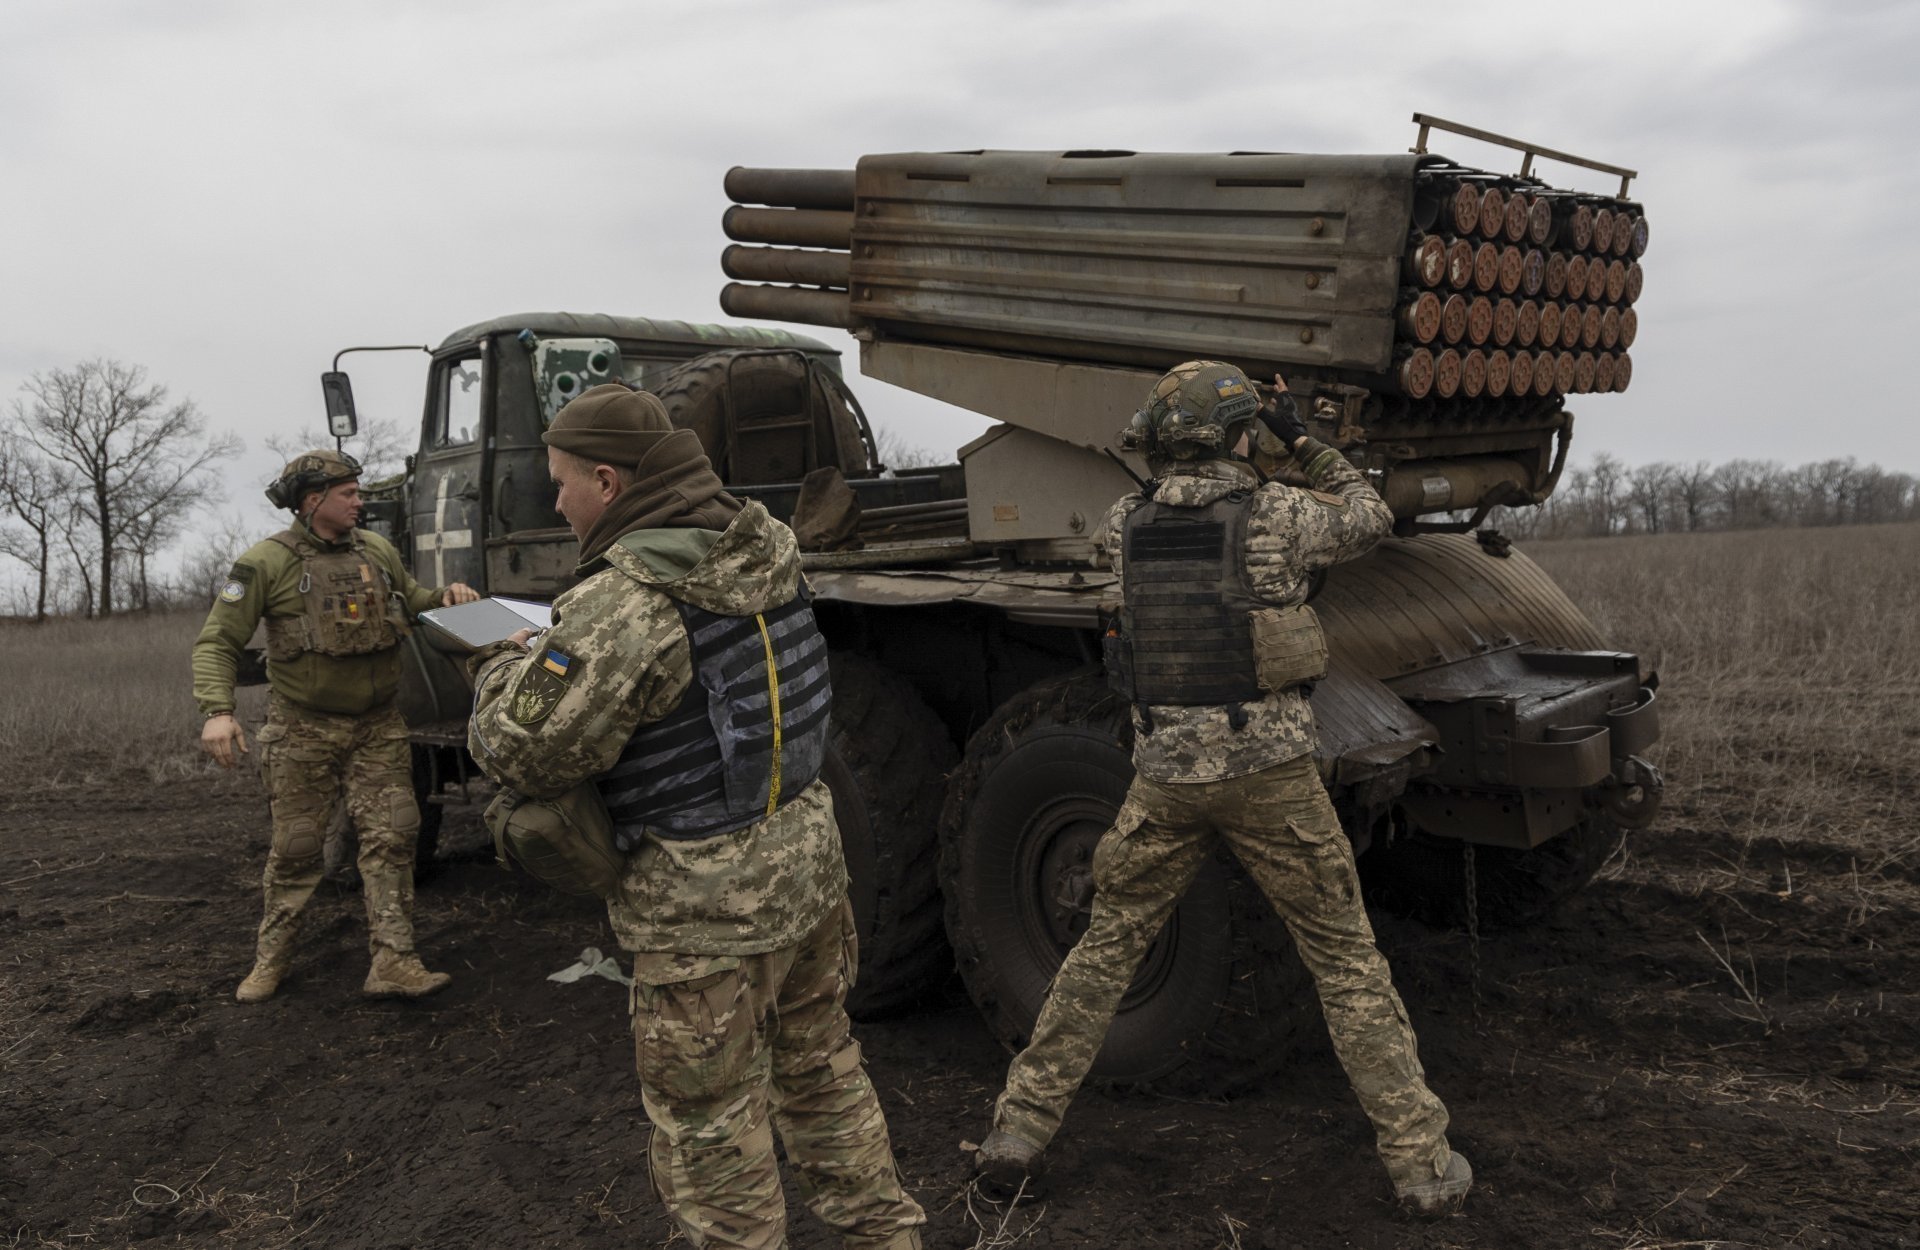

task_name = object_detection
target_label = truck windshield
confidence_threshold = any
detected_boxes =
[434,357,483,448]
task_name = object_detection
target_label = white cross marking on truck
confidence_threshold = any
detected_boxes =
[414,474,474,584]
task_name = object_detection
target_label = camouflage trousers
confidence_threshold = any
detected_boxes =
[994,752,1453,1186]
[253,695,422,961]
[631,899,924,1250]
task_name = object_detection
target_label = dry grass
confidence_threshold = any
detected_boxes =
[1529,522,1920,871]
[6,524,1917,847]
[0,610,263,789]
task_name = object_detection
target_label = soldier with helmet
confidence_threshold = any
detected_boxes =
[974,362,1473,1218]
[193,449,478,1003]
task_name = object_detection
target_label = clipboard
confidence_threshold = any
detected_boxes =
[416,596,554,652]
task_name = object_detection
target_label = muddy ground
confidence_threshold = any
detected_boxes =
[2,776,1915,1250]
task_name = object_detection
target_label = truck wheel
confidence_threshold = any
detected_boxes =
[825,653,957,1018]
[940,671,1313,1094]
[653,349,873,482]
[1361,810,1625,930]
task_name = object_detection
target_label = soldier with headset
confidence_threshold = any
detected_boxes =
[193,449,478,1003]
[973,362,1473,1218]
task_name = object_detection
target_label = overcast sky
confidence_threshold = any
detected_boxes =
[3,0,1917,581]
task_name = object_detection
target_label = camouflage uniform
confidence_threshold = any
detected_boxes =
[471,501,924,1250]
[993,439,1458,1194]
[193,516,447,994]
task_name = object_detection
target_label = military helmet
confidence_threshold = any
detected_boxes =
[266,449,363,511]
[1118,360,1262,461]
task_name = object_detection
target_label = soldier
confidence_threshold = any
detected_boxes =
[467,384,925,1250]
[194,449,476,1004]
[974,362,1473,1218]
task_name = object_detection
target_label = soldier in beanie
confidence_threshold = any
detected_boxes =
[974,364,1472,1218]
[468,385,925,1249]
[193,449,479,1002]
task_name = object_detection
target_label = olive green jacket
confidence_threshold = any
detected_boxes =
[192,521,442,718]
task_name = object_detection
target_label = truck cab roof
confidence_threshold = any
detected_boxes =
[434,311,841,361]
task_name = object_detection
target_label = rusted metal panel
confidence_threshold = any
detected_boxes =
[848,151,1419,375]
[808,564,1111,629]
[1314,534,1605,681]
[862,338,1153,452]
[962,425,1136,550]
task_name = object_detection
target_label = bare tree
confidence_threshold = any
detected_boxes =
[58,500,95,618]
[872,423,946,473]
[1587,453,1626,536]
[0,437,73,622]
[169,510,263,609]
[1627,462,1675,534]
[1673,461,1716,532]
[13,359,241,616]
[264,414,410,483]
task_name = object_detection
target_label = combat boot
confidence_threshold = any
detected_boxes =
[973,1129,1046,1203]
[362,949,452,999]
[1393,1150,1473,1217]
[235,926,297,1003]
[235,959,287,1003]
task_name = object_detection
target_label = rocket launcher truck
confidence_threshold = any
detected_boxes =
[323,115,1661,1092]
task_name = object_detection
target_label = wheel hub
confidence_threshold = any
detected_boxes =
[1015,795,1181,1010]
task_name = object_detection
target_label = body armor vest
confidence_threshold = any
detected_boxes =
[262,529,408,662]
[1111,492,1263,707]
[600,586,831,847]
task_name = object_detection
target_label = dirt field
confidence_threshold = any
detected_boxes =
[3,524,1918,1249]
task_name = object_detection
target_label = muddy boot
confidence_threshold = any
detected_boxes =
[1394,1150,1472,1217]
[362,949,452,999]
[235,924,297,1004]
[974,1129,1046,1203]
[235,959,286,1003]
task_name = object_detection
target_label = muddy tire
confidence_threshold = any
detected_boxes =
[939,669,1314,1094]
[825,653,957,1018]
[653,349,872,484]
[1361,810,1625,930]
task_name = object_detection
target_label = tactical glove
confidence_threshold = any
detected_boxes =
[1259,390,1309,450]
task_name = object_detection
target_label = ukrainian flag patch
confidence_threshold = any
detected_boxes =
[1213,377,1248,398]
[541,649,573,680]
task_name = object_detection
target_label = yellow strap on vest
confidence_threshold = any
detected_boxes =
[755,612,783,816]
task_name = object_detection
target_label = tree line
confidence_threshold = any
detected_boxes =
[0,359,239,621]
[1485,452,1920,539]
[5,359,1919,620]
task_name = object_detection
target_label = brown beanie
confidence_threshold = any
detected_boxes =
[541,384,672,468]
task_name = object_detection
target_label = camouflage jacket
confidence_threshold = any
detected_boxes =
[1103,439,1393,783]
[469,502,847,956]
[192,520,441,718]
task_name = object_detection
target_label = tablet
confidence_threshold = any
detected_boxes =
[417,596,554,652]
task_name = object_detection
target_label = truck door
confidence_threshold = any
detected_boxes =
[410,348,489,593]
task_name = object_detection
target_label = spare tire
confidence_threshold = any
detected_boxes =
[939,669,1315,1094]
[824,652,957,1017]
[654,349,873,484]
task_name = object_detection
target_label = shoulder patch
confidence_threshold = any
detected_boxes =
[1308,489,1349,510]
[217,579,248,603]
[227,563,257,584]
[509,666,568,725]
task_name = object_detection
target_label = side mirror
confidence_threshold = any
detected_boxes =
[321,371,359,438]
